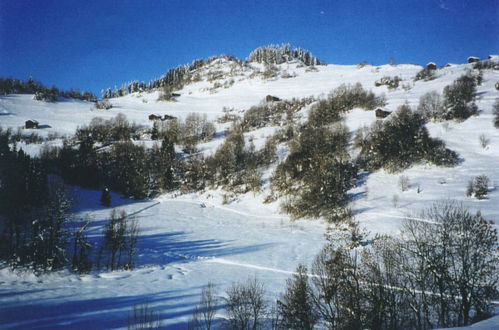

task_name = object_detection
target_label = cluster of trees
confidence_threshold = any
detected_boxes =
[103,45,323,100]
[375,76,401,89]
[418,73,479,121]
[272,123,357,221]
[0,128,142,273]
[0,77,96,101]
[248,44,325,66]
[270,84,384,221]
[356,104,459,172]
[74,114,143,144]
[240,97,314,132]
[151,113,216,153]
[308,83,385,127]
[102,55,241,99]
[185,202,497,329]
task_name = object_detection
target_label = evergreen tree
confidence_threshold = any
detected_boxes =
[278,265,317,330]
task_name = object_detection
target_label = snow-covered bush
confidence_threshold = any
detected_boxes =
[414,67,436,81]
[308,83,384,127]
[94,99,112,110]
[374,76,401,89]
[398,175,410,191]
[417,91,444,120]
[467,175,489,199]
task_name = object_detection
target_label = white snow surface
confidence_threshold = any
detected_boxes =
[1,61,498,329]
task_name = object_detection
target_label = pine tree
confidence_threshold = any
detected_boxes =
[278,265,317,329]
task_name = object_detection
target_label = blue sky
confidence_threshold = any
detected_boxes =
[0,0,497,96]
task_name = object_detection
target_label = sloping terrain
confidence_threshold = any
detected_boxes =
[0,58,498,328]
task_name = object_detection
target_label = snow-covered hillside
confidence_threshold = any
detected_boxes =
[1,58,498,328]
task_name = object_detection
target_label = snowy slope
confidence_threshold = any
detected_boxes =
[1,60,498,329]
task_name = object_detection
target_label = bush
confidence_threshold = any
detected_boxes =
[442,73,478,120]
[417,91,444,121]
[94,99,112,110]
[240,97,313,132]
[375,76,400,89]
[414,67,435,81]
[356,104,459,172]
[308,83,384,127]
[398,175,410,191]
[467,175,489,199]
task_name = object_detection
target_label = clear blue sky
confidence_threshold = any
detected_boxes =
[1,0,497,96]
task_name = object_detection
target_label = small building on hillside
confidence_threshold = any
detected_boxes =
[149,114,162,121]
[468,56,480,63]
[426,62,437,70]
[375,108,391,119]
[162,114,176,121]
[25,119,39,129]
[266,95,281,102]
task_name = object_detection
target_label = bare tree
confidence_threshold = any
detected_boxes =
[189,282,218,330]
[127,302,162,330]
[224,277,267,330]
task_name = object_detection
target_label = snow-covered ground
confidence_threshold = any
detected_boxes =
[1,60,498,328]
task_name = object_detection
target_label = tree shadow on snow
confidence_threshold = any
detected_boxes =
[0,289,201,329]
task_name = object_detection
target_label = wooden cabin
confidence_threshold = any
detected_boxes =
[266,95,281,102]
[467,56,480,63]
[149,114,162,121]
[375,108,391,119]
[426,62,437,70]
[25,119,39,129]
[162,114,176,121]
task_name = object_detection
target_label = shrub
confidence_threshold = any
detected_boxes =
[94,99,112,110]
[240,97,313,132]
[442,73,478,120]
[417,91,443,120]
[375,76,401,89]
[479,134,490,149]
[467,175,489,199]
[308,83,385,127]
[398,175,410,192]
[414,67,435,81]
